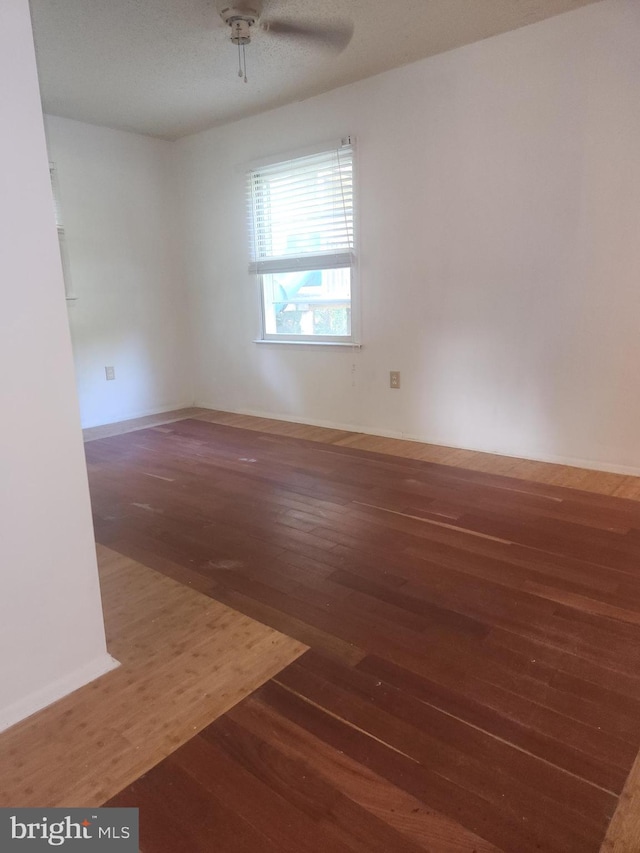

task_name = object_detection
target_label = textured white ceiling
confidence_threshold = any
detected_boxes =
[30,0,602,140]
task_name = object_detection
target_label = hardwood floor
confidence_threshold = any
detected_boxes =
[84,417,640,852]
[0,545,305,808]
[85,406,640,501]
[193,409,640,501]
[83,407,211,442]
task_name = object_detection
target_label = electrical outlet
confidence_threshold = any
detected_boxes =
[105,366,116,381]
[390,371,401,389]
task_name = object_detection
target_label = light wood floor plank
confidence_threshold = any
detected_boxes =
[601,748,640,852]
[0,544,306,808]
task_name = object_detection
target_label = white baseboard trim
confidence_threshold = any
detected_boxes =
[81,401,196,431]
[0,653,120,734]
[195,402,640,479]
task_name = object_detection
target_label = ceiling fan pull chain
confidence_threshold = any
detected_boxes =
[238,39,243,77]
[242,43,248,83]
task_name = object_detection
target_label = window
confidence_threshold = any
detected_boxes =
[248,139,355,343]
[49,162,76,301]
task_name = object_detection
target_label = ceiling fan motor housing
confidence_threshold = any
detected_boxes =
[216,3,261,43]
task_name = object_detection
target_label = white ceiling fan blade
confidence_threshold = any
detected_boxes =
[262,18,354,53]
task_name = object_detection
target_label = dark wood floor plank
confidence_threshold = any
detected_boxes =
[205,582,367,666]
[164,736,348,853]
[296,651,617,817]
[225,692,518,852]
[356,643,634,785]
[200,712,433,853]
[485,627,640,700]
[141,761,283,853]
[253,680,599,853]
[272,657,620,823]
[236,700,501,852]
[106,780,201,853]
[355,653,624,806]
[336,503,640,601]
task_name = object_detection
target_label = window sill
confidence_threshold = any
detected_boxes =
[253,339,361,348]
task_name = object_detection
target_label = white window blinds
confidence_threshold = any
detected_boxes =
[248,141,354,275]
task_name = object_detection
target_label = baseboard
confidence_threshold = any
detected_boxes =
[0,653,120,734]
[195,402,640,479]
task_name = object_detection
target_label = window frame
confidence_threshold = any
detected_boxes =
[247,139,358,346]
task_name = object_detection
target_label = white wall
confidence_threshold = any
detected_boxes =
[0,0,116,732]
[174,0,640,474]
[44,116,193,429]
